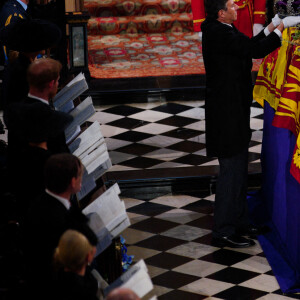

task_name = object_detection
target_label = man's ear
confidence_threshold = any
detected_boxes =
[48,79,55,89]
[70,177,77,191]
[218,9,224,19]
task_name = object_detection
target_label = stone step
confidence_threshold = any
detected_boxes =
[85,0,191,17]
[88,12,193,35]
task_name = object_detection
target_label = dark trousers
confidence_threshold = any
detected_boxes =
[213,147,249,238]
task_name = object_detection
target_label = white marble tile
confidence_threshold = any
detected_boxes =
[121,228,154,245]
[98,124,127,137]
[178,107,205,120]
[232,256,271,273]
[125,212,149,225]
[229,242,263,255]
[147,265,168,278]
[133,123,176,135]
[150,194,200,208]
[107,165,141,172]
[193,148,207,156]
[161,225,210,241]
[250,118,264,130]
[87,111,124,124]
[167,242,219,259]
[199,159,219,166]
[239,274,280,293]
[204,194,216,202]
[250,159,261,164]
[251,107,264,117]
[105,137,132,151]
[188,133,206,143]
[173,260,226,277]
[249,144,262,154]
[251,130,263,142]
[94,104,116,111]
[170,100,205,107]
[139,135,181,148]
[129,110,172,122]
[108,151,136,164]
[184,120,206,131]
[148,162,192,169]
[180,277,233,296]
[127,245,160,261]
[155,209,204,224]
[127,102,163,110]
[144,148,187,161]
[256,294,294,300]
[122,197,145,209]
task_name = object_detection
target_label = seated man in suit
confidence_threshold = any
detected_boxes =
[23,153,98,299]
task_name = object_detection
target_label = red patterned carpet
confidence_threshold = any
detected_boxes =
[85,0,262,79]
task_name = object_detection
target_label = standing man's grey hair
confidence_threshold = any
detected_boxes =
[204,0,228,19]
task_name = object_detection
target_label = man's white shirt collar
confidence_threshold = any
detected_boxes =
[16,0,27,11]
[28,93,49,105]
[222,22,232,27]
[45,189,71,210]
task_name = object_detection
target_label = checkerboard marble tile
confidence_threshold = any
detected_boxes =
[121,190,299,299]
[89,100,264,172]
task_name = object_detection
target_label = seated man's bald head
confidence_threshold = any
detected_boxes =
[105,288,140,300]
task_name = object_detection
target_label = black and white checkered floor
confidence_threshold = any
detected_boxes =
[89,100,263,172]
[120,189,300,300]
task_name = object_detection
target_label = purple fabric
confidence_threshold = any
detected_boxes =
[254,101,300,292]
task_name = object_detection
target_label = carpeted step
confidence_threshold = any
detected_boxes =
[85,0,191,17]
[88,13,193,35]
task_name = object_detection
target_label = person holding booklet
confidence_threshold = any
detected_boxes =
[23,153,98,300]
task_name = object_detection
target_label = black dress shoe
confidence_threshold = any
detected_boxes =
[212,234,255,248]
[237,225,270,236]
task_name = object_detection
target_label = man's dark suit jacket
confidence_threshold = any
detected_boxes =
[23,192,97,290]
[201,17,282,158]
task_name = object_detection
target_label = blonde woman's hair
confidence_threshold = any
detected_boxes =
[54,229,94,272]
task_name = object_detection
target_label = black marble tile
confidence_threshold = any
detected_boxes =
[206,267,259,284]
[126,202,173,217]
[156,115,196,127]
[135,235,185,251]
[273,289,300,299]
[145,253,193,269]
[101,105,143,116]
[248,152,261,163]
[181,200,214,215]
[152,103,192,114]
[213,285,267,300]
[120,186,170,201]
[167,141,206,153]
[249,140,261,148]
[117,143,159,155]
[264,269,275,276]
[130,218,178,234]
[161,128,203,139]
[200,249,251,266]
[251,101,262,108]
[106,117,149,130]
[112,131,153,142]
[193,233,214,245]
[186,215,214,230]
[254,114,264,120]
[119,156,163,168]
[172,154,212,166]
[152,270,199,289]
[158,289,206,300]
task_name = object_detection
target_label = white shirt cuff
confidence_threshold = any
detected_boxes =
[264,27,271,36]
[274,28,282,39]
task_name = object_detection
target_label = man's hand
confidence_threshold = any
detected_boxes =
[253,24,264,36]
[198,32,202,41]
[272,14,282,27]
[282,16,300,28]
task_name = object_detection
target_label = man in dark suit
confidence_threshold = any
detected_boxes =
[202,0,300,248]
[23,153,98,299]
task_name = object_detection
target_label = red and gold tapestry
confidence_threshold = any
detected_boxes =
[253,28,300,184]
